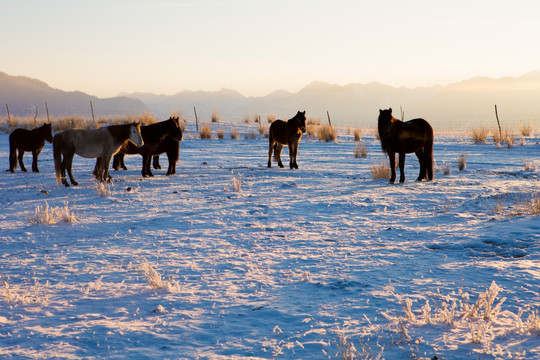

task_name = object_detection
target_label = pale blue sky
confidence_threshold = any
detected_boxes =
[2,0,539,97]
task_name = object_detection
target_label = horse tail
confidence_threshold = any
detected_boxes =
[8,133,17,171]
[53,134,62,184]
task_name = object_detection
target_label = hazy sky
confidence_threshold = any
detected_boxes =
[2,0,539,97]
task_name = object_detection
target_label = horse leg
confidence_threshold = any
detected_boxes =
[112,153,121,171]
[101,155,113,183]
[275,144,284,168]
[18,150,27,172]
[166,142,179,175]
[293,141,299,169]
[268,139,274,168]
[415,150,426,181]
[426,145,434,181]
[398,153,406,183]
[62,152,77,186]
[32,148,41,172]
[153,155,161,170]
[388,152,396,184]
[142,154,153,177]
[289,141,298,169]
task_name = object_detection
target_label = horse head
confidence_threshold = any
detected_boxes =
[130,122,144,147]
[295,111,307,134]
[43,123,53,143]
[168,116,183,141]
[378,108,395,138]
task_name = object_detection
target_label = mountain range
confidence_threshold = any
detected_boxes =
[2,70,540,129]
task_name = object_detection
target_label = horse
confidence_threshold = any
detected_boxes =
[267,111,307,169]
[111,116,182,177]
[8,123,53,173]
[53,122,143,187]
[377,108,433,183]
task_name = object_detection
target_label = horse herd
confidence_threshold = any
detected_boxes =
[6,109,434,186]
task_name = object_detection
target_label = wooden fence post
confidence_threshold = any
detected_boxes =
[45,102,50,122]
[90,100,96,129]
[494,104,502,142]
[326,110,332,127]
[6,103,11,123]
[194,106,199,131]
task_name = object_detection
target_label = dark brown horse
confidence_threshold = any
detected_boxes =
[267,111,306,169]
[115,135,181,176]
[54,123,143,186]
[111,116,182,177]
[378,108,433,183]
[8,123,53,173]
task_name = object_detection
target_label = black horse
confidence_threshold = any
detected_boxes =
[116,135,180,176]
[8,123,53,173]
[378,108,433,183]
[112,116,182,177]
[267,111,307,169]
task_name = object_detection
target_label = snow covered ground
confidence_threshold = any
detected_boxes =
[0,124,539,359]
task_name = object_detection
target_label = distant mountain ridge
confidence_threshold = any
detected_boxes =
[2,70,540,129]
[0,72,147,118]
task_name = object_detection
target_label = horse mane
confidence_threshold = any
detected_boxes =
[106,123,135,142]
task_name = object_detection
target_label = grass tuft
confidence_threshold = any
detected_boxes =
[199,125,212,139]
[317,125,337,142]
[28,202,77,225]
[370,161,390,180]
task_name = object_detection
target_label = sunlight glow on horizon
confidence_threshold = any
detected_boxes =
[2,0,539,98]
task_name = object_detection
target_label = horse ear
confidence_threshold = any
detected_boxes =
[302,111,306,115]
[389,108,392,113]
[379,109,383,114]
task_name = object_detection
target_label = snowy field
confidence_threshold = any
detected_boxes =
[0,124,539,359]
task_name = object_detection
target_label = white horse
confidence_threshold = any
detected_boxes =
[53,123,143,186]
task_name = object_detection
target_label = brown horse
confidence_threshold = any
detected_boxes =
[54,123,143,186]
[378,108,433,183]
[111,116,182,177]
[268,111,307,169]
[8,123,53,173]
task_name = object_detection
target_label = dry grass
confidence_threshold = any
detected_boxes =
[307,118,321,126]
[244,132,257,140]
[511,192,540,216]
[230,129,239,140]
[370,161,390,180]
[231,173,242,192]
[217,129,225,139]
[28,202,77,225]
[306,124,318,138]
[211,111,221,123]
[441,162,451,175]
[199,125,212,139]
[523,160,538,172]
[138,258,177,291]
[471,127,489,144]
[520,122,534,137]
[267,114,276,124]
[317,125,337,142]
[1,277,50,305]
[257,121,267,135]
[492,128,516,147]
[457,153,467,171]
[354,142,368,158]
[352,128,362,141]
[2,113,158,133]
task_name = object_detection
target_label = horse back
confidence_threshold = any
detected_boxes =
[393,118,433,153]
[269,120,289,145]
[9,128,43,151]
